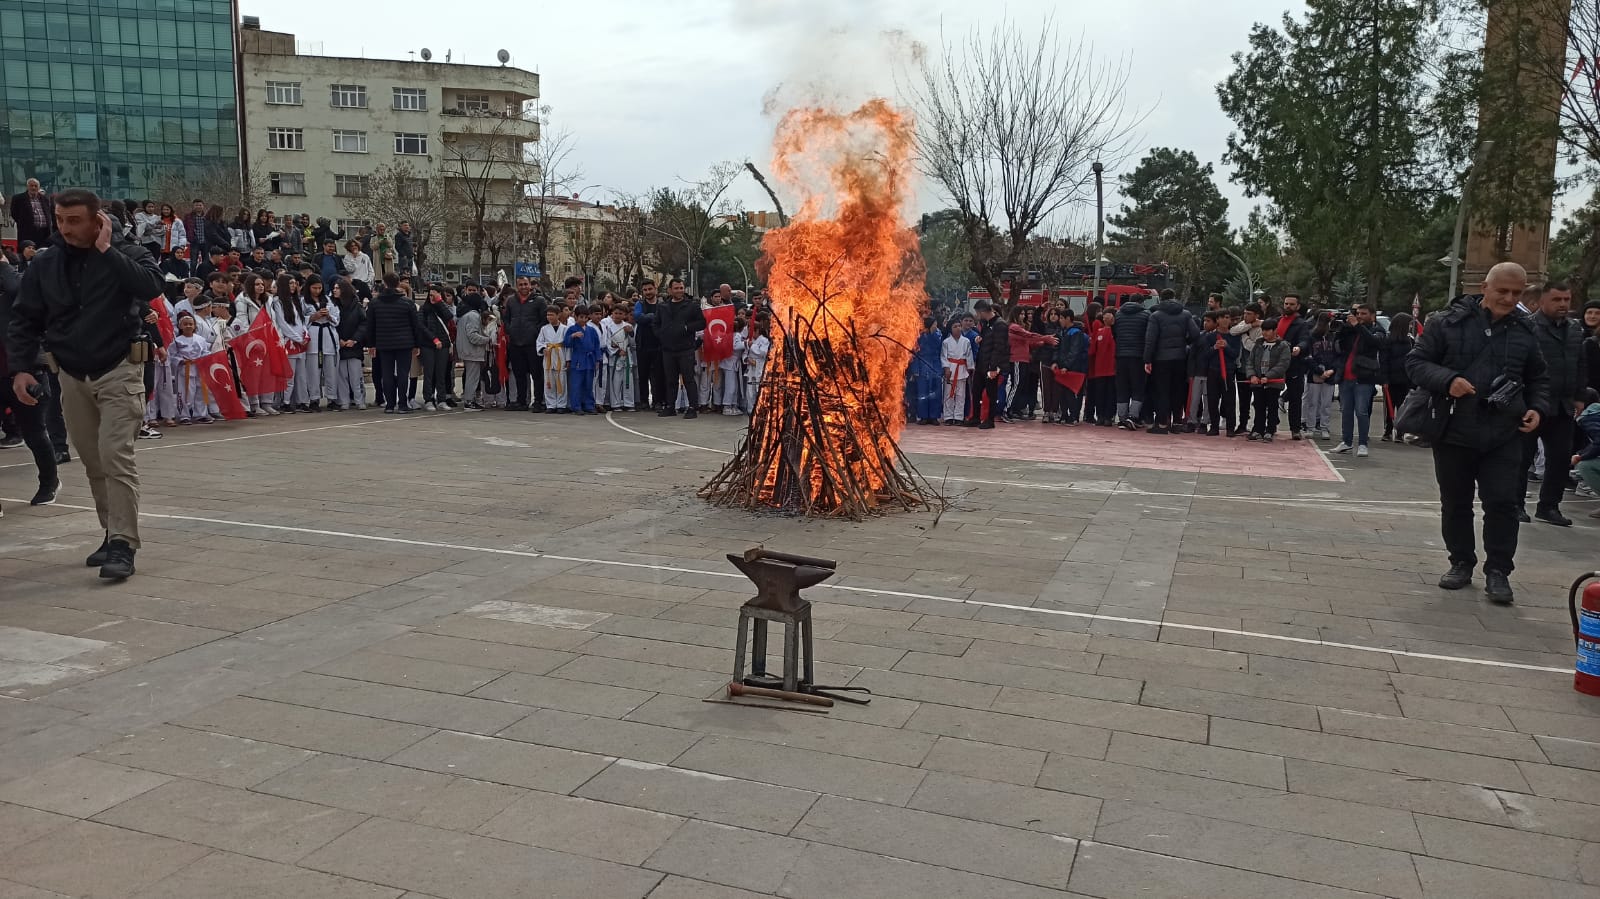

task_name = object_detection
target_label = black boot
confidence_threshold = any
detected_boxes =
[1437,563,1473,590]
[85,536,111,568]
[98,540,136,580]
[1484,571,1514,605]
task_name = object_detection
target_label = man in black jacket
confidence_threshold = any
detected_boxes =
[364,272,428,413]
[1142,290,1200,434]
[1521,280,1585,527]
[633,282,664,411]
[8,190,164,579]
[656,277,707,419]
[1406,263,1551,604]
[1110,297,1151,428]
[1278,294,1314,439]
[967,299,1009,429]
[501,276,547,411]
[9,179,54,246]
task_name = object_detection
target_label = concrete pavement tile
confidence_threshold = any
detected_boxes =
[129,851,403,898]
[475,790,683,864]
[0,880,72,899]
[255,754,524,831]
[1085,633,1248,670]
[386,731,611,793]
[896,652,1141,702]
[1068,841,1380,899]
[176,696,434,760]
[0,820,211,898]
[423,616,599,651]
[0,802,74,855]
[904,704,1109,759]
[1396,693,1517,730]
[830,624,972,656]
[0,756,171,818]
[672,735,926,806]
[910,615,1093,652]
[1414,813,1591,883]
[576,759,818,833]
[627,694,937,767]
[1106,731,1287,790]
[246,673,531,736]
[0,699,81,747]
[93,779,365,863]
[469,672,654,717]
[645,876,773,899]
[1096,654,1404,715]
[312,650,507,695]
[300,817,664,899]
[1093,804,1422,898]
[990,687,1209,742]
[1317,707,1546,761]
[1508,707,1600,743]
[644,819,806,894]
[1538,735,1600,771]
[1038,754,1282,808]
[87,725,315,788]
[792,795,1076,889]
[1136,682,1323,730]
[918,732,1046,786]
[1210,718,1531,791]
[776,841,1076,899]
[1412,856,1600,899]
[908,771,1100,838]
[843,669,999,710]
[497,707,701,764]
[547,655,729,697]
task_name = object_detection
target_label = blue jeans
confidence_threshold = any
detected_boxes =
[1340,381,1375,446]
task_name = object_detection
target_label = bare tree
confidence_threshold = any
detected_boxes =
[564,218,615,296]
[605,191,656,289]
[439,101,542,277]
[525,112,584,287]
[340,161,452,276]
[904,20,1142,306]
[153,162,271,213]
[645,160,744,294]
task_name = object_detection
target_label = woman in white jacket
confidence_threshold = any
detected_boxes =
[342,240,375,287]
[267,274,311,412]
[301,278,341,410]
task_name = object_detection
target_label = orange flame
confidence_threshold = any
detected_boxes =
[762,99,926,443]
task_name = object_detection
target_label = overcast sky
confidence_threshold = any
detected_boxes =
[242,0,1305,232]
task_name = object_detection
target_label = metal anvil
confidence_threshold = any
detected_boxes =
[726,548,837,614]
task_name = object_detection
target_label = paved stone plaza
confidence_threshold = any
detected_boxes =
[0,409,1597,898]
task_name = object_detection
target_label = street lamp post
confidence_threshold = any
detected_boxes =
[1219,246,1254,303]
[1092,161,1105,298]
[1446,141,1496,301]
[731,256,751,300]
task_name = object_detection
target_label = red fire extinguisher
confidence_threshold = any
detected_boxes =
[1569,572,1600,696]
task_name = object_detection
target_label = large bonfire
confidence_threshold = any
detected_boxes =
[699,100,941,519]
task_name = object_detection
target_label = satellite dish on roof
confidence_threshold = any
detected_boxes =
[497,49,510,65]
[420,48,432,61]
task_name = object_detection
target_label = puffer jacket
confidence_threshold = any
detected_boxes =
[419,298,454,347]
[1245,339,1291,382]
[976,314,1010,372]
[502,292,547,347]
[1528,310,1585,416]
[1406,294,1551,451]
[335,298,366,360]
[363,290,425,352]
[657,298,708,354]
[1144,300,1198,364]
[1382,333,1415,388]
[1111,301,1150,359]
[1053,324,1088,372]
[1336,322,1385,385]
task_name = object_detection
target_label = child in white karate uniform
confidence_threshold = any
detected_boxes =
[537,306,570,411]
[170,314,214,423]
[941,320,974,424]
[720,325,745,415]
[743,321,771,414]
[267,276,309,411]
[600,308,635,411]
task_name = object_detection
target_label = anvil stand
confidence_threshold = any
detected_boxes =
[727,548,871,706]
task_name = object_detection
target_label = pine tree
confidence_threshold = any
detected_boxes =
[1107,148,1231,300]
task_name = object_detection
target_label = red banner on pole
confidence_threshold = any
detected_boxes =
[228,313,291,396]
[702,305,735,363]
[196,350,249,420]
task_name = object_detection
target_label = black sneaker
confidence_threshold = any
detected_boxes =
[395,406,413,415]
[1117,419,1135,431]
[98,540,136,580]
[30,479,58,506]
[1438,563,1473,590]
[1148,426,1170,435]
[658,409,676,417]
[683,410,699,420]
[1535,508,1574,527]
[1484,571,1514,605]
[54,450,71,464]
[1516,509,1531,524]
[0,435,21,449]
[85,537,111,567]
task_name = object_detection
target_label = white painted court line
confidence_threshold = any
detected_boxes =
[0,415,411,470]
[5,496,1568,676]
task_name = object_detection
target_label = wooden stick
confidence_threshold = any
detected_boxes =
[728,682,834,707]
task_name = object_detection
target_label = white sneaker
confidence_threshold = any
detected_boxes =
[1319,429,1331,440]
[1356,445,1369,457]
[424,402,437,412]
[1331,442,1352,453]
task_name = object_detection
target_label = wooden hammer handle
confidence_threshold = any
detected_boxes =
[728,682,834,707]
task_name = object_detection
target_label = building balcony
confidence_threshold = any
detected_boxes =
[438,109,540,142]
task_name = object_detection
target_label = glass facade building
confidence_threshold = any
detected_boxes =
[0,0,239,201]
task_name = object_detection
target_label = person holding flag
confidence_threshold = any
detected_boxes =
[1050,308,1089,424]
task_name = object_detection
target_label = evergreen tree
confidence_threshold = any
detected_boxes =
[1107,148,1231,300]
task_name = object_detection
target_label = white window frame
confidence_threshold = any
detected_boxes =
[333,175,370,198]
[393,132,429,156]
[455,92,491,114]
[330,84,368,109]
[393,87,427,111]
[331,129,368,153]
[398,177,430,199]
[265,81,301,105]
[266,127,303,151]
[269,172,306,196]
[337,219,371,238]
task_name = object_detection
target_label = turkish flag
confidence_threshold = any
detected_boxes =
[197,350,249,420]
[149,296,176,346]
[702,305,735,363]
[1051,368,1086,394]
[228,313,292,396]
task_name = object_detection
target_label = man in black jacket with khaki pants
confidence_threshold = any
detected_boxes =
[8,189,164,580]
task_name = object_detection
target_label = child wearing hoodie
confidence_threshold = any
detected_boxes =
[1245,317,1292,441]
[1050,309,1089,424]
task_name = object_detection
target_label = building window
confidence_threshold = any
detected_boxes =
[455,92,491,114]
[269,172,306,196]
[394,132,429,155]
[393,87,427,111]
[332,129,368,153]
[330,84,368,108]
[399,178,430,199]
[338,219,371,237]
[334,175,370,198]
[265,81,301,105]
[266,127,304,151]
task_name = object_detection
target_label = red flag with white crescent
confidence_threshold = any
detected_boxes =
[228,313,292,396]
[702,305,735,363]
[150,296,176,346]
[197,350,249,420]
